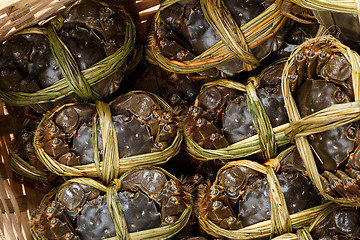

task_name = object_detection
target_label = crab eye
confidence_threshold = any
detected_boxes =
[196,118,205,126]
[163,113,170,121]
[65,233,74,239]
[343,179,354,187]
[26,142,33,149]
[47,207,55,215]
[164,125,171,131]
[50,218,59,226]
[211,189,219,196]
[152,112,160,119]
[169,196,177,203]
[51,201,59,208]
[306,50,315,57]
[171,94,180,103]
[228,217,236,223]
[66,208,80,218]
[319,52,327,58]
[165,216,174,224]
[193,107,200,114]
[296,54,304,61]
[289,75,297,81]
[210,133,219,141]
[169,185,177,192]
[213,201,221,209]
[151,192,163,201]
[324,185,332,192]
[193,174,202,181]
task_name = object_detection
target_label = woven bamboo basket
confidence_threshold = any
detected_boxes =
[0,0,160,239]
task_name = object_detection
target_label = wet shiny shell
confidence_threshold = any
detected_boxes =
[296,79,355,171]
[239,171,322,226]
[223,84,288,144]
[32,168,190,239]
[77,192,161,238]
[185,64,288,152]
[39,93,178,168]
[0,0,131,112]
[311,207,360,239]
[155,0,284,77]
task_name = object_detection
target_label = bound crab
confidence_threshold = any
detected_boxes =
[197,146,336,239]
[183,61,289,161]
[31,167,193,239]
[31,91,181,184]
[311,207,360,239]
[282,36,360,202]
[9,119,66,192]
[147,0,290,78]
[0,0,139,113]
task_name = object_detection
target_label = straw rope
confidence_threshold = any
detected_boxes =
[0,1,136,108]
[198,155,340,239]
[146,0,287,74]
[31,91,182,183]
[291,0,360,27]
[184,63,290,161]
[281,35,360,205]
[0,1,159,239]
[32,166,193,240]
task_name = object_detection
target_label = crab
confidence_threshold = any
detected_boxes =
[276,20,319,58]
[31,168,191,239]
[197,146,322,234]
[311,207,360,239]
[10,118,66,191]
[314,11,360,47]
[0,0,138,113]
[149,0,288,78]
[183,61,289,160]
[287,40,360,199]
[36,92,178,169]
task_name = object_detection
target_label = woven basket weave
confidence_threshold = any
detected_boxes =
[0,1,159,239]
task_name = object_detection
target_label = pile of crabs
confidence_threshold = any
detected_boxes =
[1,0,360,239]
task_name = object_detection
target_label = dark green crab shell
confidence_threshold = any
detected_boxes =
[0,0,138,113]
[30,167,192,240]
[12,91,181,186]
[9,121,66,192]
[149,0,287,78]
[287,37,360,200]
[183,61,289,161]
[311,207,360,239]
[197,146,323,238]
[315,11,360,43]
[77,192,162,239]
